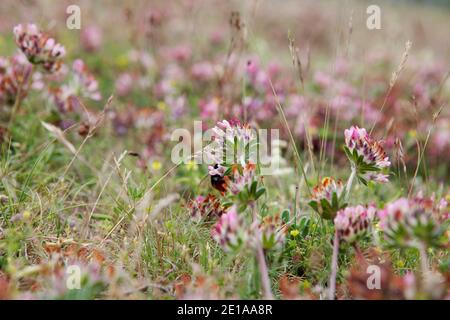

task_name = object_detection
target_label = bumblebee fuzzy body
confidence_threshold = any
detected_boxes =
[210,164,227,194]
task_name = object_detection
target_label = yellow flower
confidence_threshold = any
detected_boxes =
[169,80,178,90]
[396,260,405,268]
[151,160,162,171]
[186,160,197,171]
[115,54,129,68]
[157,101,167,111]
[290,229,300,237]
[374,221,382,232]
[22,210,31,220]
[302,280,311,289]
[374,246,383,255]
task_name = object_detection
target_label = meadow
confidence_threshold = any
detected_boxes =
[0,0,448,300]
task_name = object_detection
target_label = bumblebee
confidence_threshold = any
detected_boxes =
[210,164,227,194]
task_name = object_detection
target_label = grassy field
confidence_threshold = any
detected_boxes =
[0,0,448,299]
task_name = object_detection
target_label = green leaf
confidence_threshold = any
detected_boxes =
[357,175,368,186]
[343,146,352,160]
[250,180,258,197]
[320,199,335,219]
[92,213,113,221]
[255,187,266,200]
[308,200,319,212]
[331,191,338,210]
[281,209,290,223]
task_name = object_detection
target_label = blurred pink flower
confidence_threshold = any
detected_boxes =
[191,62,216,81]
[212,206,247,252]
[199,97,220,119]
[13,23,65,73]
[0,54,33,105]
[335,57,350,76]
[246,58,260,77]
[256,214,288,250]
[166,95,187,119]
[72,59,101,101]
[49,59,101,113]
[285,94,307,117]
[314,71,332,89]
[115,73,134,97]
[166,45,192,62]
[81,25,102,52]
[378,195,447,247]
[334,205,375,243]
[209,30,224,45]
[267,61,282,78]
[128,49,154,70]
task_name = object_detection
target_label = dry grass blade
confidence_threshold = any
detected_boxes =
[370,41,412,135]
[268,78,311,196]
[41,121,94,172]
[408,104,444,197]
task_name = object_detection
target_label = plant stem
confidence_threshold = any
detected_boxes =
[345,165,356,202]
[255,242,274,299]
[7,65,33,131]
[7,86,23,131]
[250,201,274,300]
[418,242,430,276]
[328,229,339,300]
[294,185,299,226]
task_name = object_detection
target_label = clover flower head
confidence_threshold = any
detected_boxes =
[211,206,247,253]
[309,177,346,220]
[226,163,257,195]
[13,23,65,73]
[50,59,101,112]
[311,177,344,202]
[256,213,288,250]
[206,120,258,166]
[71,59,102,101]
[334,205,376,243]
[0,54,33,105]
[115,73,133,97]
[191,61,216,81]
[81,25,102,52]
[188,194,225,222]
[344,126,391,184]
[414,191,449,223]
[378,196,446,247]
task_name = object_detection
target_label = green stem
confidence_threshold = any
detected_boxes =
[328,229,339,300]
[418,242,430,276]
[294,185,299,226]
[345,165,356,202]
[250,201,273,299]
[7,65,33,131]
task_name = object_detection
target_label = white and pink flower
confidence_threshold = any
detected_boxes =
[344,126,391,183]
[13,24,65,73]
[334,205,376,243]
[212,206,247,252]
[378,195,447,247]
